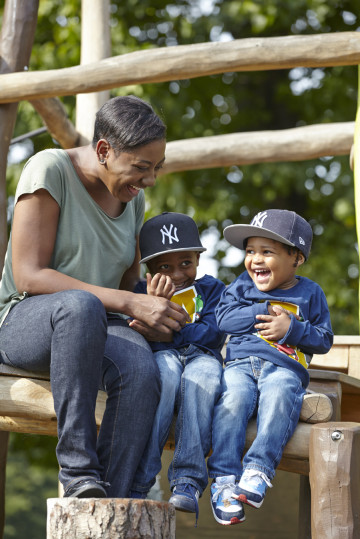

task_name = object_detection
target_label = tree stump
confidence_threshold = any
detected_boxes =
[309,422,360,538]
[46,498,176,539]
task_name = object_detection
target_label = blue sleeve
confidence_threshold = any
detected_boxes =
[216,280,269,335]
[171,279,226,351]
[133,279,147,294]
[279,286,333,354]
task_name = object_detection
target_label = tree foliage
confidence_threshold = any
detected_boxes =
[4,0,359,337]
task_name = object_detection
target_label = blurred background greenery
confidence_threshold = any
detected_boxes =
[1,0,359,536]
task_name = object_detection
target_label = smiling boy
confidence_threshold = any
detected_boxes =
[207,209,333,526]
[130,212,226,525]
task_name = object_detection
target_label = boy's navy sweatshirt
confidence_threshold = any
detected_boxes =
[134,274,226,363]
[216,272,333,387]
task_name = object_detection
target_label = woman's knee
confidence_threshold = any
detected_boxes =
[103,346,160,397]
[53,290,107,331]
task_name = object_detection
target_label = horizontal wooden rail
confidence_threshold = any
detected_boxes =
[160,122,354,174]
[0,32,359,103]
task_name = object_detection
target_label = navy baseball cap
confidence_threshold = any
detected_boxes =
[139,212,206,264]
[224,209,313,260]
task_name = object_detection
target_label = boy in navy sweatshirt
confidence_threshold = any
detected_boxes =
[207,209,333,526]
[130,212,226,524]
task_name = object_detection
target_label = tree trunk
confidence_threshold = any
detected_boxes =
[46,498,176,539]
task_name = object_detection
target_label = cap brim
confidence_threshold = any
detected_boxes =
[140,246,207,264]
[224,224,295,250]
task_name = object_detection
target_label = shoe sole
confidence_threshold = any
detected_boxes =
[169,503,196,513]
[169,495,197,513]
[300,393,333,423]
[211,505,245,526]
[67,487,107,498]
[233,492,263,509]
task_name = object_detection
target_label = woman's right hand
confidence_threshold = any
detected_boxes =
[127,292,190,335]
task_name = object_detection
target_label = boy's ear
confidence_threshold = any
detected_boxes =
[196,252,200,266]
[294,252,305,268]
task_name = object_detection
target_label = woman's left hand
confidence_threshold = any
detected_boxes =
[128,318,174,341]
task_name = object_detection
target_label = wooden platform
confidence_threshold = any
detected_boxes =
[0,335,360,539]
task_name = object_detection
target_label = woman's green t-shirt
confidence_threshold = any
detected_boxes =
[0,149,145,324]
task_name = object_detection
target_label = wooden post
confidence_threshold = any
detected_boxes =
[309,422,360,538]
[76,0,111,141]
[0,433,9,539]
[46,498,175,539]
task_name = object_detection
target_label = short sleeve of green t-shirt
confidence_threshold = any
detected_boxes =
[0,149,145,323]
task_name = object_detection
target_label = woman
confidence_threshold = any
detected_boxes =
[0,95,188,498]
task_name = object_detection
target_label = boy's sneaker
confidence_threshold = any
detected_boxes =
[169,484,200,523]
[300,391,333,423]
[210,475,245,526]
[232,469,272,508]
[64,479,109,498]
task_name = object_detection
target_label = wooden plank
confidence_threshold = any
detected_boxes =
[348,344,360,380]
[311,344,349,372]
[332,335,360,345]
[0,32,360,103]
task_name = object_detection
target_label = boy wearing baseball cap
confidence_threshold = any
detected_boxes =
[129,212,226,524]
[207,209,333,526]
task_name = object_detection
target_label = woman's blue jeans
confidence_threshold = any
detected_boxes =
[0,290,160,497]
[131,345,223,495]
[207,357,305,481]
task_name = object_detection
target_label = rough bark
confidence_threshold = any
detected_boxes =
[46,498,176,539]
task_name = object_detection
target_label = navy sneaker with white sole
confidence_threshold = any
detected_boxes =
[169,484,200,525]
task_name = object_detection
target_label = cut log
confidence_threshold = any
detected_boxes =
[46,498,175,539]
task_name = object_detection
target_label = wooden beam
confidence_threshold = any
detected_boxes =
[75,0,111,141]
[159,122,354,174]
[0,32,359,103]
[30,97,89,148]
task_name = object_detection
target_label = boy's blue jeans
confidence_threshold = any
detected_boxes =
[0,290,160,497]
[208,356,305,481]
[131,345,223,495]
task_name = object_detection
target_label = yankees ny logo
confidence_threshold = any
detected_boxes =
[251,211,268,228]
[160,224,179,245]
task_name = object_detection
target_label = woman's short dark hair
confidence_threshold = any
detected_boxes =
[92,95,166,153]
